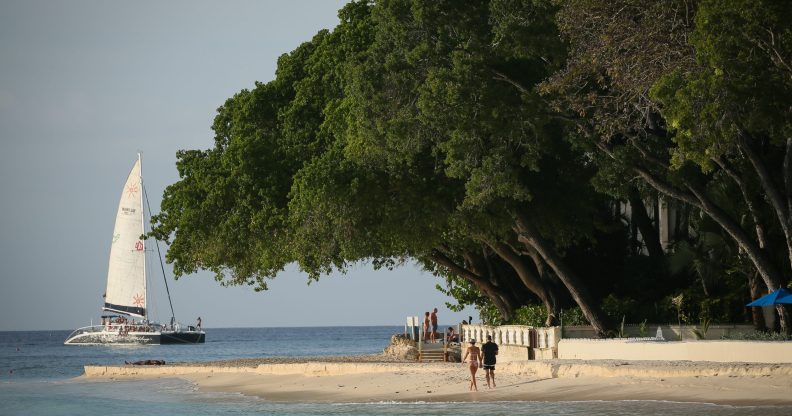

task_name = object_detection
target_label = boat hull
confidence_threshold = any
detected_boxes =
[160,330,205,344]
[64,325,205,345]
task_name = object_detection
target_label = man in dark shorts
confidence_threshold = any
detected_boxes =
[482,334,498,388]
[430,308,438,343]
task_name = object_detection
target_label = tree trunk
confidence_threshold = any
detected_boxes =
[777,305,792,336]
[464,249,531,313]
[748,271,766,331]
[429,250,515,321]
[713,157,769,250]
[487,240,559,326]
[633,164,788,333]
[526,247,561,326]
[635,167,785,291]
[627,186,664,257]
[514,214,611,337]
[738,135,792,273]
[599,140,786,304]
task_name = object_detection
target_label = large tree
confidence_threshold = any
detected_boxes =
[152,0,619,334]
[153,0,792,335]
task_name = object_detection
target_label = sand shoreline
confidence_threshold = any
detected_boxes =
[80,357,792,406]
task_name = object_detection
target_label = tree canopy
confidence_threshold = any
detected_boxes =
[152,0,792,335]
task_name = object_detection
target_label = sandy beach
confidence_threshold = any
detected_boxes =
[81,356,792,406]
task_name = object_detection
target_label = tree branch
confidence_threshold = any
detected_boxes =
[429,249,513,320]
[784,137,792,222]
[737,131,792,271]
[713,155,768,249]
[491,68,530,95]
[513,213,610,336]
[632,163,783,291]
[738,131,789,230]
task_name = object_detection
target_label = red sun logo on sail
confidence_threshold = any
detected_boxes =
[135,240,144,251]
[132,293,145,307]
[126,184,139,198]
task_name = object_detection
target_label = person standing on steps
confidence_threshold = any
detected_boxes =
[482,334,499,388]
[423,312,430,343]
[430,308,438,343]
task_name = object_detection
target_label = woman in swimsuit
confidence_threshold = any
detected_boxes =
[423,312,431,343]
[462,339,482,391]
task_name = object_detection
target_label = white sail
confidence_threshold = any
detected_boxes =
[103,156,147,318]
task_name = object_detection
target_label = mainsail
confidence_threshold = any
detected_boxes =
[103,156,147,318]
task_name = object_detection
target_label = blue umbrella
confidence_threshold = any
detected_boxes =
[746,287,792,306]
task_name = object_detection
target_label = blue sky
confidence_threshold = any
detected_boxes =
[0,0,473,331]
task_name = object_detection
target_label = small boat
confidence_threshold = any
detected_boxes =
[65,155,204,345]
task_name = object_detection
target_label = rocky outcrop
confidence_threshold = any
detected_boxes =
[383,334,418,361]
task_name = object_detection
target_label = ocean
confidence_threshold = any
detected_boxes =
[1,326,790,415]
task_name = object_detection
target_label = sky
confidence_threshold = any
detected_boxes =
[0,0,474,331]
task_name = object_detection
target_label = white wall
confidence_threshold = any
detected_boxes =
[558,339,792,363]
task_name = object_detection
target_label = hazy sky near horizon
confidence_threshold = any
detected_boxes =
[0,0,473,331]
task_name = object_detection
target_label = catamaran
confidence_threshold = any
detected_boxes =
[64,155,204,345]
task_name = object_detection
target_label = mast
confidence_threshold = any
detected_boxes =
[138,153,147,320]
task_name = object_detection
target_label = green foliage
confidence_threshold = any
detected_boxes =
[638,319,648,337]
[652,0,792,166]
[434,278,491,316]
[150,0,788,333]
[479,304,506,326]
[560,307,589,326]
[670,293,686,330]
[600,294,637,323]
[152,1,383,287]
[510,304,549,327]
[692,318,711,340]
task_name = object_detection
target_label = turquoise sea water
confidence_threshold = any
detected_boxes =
[2,327,791,415]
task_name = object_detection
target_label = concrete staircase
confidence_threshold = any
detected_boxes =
[418,342,458,362]
[418,349,446,362]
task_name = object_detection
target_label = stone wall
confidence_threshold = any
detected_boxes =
[558,339,792,363]
[498,345,530,361]
[451,323,788,363]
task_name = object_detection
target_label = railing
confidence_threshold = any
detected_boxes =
[402,316,564,361]
[460,324,560,350]
[65,325,104,341]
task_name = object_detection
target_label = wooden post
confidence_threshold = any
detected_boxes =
[418,317,423,359]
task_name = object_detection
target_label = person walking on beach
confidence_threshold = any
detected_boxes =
[423,312,430,343]
[482,334,499,388]
[430,307,438,343]
[462,339,482,391]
